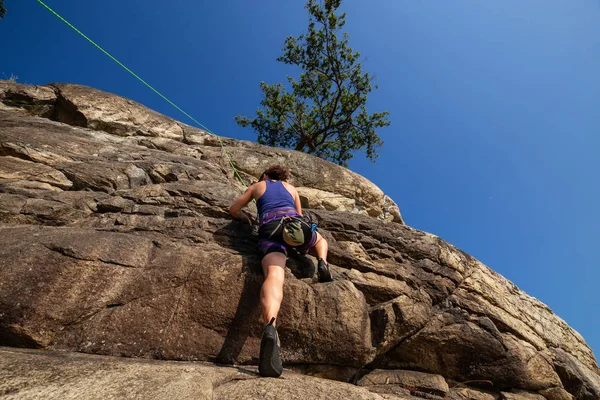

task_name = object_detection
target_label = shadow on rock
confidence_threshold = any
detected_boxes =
[215,256,263,365]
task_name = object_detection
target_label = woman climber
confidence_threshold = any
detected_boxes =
[229,164,332,378]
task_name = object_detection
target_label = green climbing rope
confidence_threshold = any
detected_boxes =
[35,0,249,188]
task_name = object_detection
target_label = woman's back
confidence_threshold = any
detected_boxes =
[256,180,295,219]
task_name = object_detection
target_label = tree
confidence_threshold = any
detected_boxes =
[0,1,6,19]
[235,0,390,167]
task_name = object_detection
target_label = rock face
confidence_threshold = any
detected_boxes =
[0,347,396,400]
[0,80,598,399]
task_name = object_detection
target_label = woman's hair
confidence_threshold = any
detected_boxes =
[261,165,290,181]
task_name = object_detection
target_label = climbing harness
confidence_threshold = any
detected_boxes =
[266,212,317,244]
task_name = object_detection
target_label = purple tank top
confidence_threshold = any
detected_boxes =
[257,180,295,219]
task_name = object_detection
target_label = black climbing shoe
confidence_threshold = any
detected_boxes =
[317,258,333,282]
[258,317,283,378]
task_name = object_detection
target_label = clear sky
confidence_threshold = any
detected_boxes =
[2,1,598,357]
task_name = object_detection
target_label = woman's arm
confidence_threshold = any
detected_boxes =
[229,186,255,223]
[292,186,303,216]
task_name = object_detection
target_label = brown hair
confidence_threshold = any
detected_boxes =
[261,165,290,181]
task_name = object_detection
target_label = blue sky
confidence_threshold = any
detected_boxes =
[2,1,599,357]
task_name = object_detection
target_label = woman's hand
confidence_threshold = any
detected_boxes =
[229,186,255,223]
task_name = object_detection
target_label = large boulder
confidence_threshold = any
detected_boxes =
[0,347,396,400]
[0,80,598,399]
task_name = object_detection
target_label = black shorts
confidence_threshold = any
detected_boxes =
[258,219,317,257]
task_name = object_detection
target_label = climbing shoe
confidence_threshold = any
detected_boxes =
[258,317,283,378]
[317,258,333,282]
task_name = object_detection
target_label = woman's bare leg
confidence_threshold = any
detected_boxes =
[310,232,328,262]
[261,252,286,325]
[309,232,332,282]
